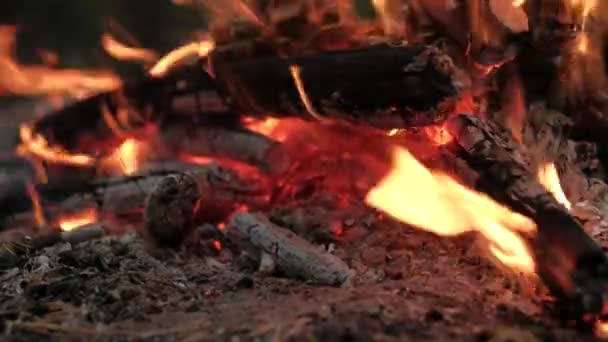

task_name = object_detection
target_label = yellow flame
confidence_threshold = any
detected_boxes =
[289,64,325,121]
[366,147,537,273]
[537,162,571,210]
[149,40,214,77]
[512,0,525,7]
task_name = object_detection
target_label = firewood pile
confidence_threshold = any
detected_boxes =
[1,0,608,340]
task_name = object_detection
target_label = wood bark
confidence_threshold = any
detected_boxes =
[446,113,608,321]
[227,211,352,286]
[212,43,465,128]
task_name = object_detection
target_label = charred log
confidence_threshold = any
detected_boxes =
[446,113,608,323]
[211,43,465,128]
[143,165,270,247]
[158,124,291,175]
[227,212,352,285]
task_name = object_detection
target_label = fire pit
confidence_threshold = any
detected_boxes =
[2,0,608,340]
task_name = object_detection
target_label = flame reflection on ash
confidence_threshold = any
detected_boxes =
[536,162,571,210]
[366,147,537,273]
[58,208,98,231]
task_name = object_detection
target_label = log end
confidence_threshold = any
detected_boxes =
[144,173,201,247]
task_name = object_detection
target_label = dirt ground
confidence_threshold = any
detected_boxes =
[0,209,601,342]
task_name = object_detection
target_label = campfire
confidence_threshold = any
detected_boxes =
[2,0,608,340]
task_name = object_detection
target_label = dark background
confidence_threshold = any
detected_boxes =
[0,0,208,71]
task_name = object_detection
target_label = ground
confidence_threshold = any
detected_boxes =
[0,213,600,341]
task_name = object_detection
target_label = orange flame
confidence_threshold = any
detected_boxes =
[101,34,159,64]
[0,26,120,97]
[536,162,571,210]
[58,208,98,231]
[25,182,46,227]
[149,40,214,78]
[19,123,96,166]
[366,147,537,273]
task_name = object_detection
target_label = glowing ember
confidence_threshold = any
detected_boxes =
[19,123,96,166]
[536,162,571,210]
[423,125,454,145]
[149,40,214,78]
[58,208,98,231]
[596,321,608,339]
[387,129,401,136]
[512,0,525,7]
[25,182,46,227]
[101,34,159,64]
[366,147,537,273]
[212,240,222,251]
[578,33,589,54]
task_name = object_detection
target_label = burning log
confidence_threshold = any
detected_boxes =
[211,43,466,128]
[446,113,608,323]
[227,212,352,286]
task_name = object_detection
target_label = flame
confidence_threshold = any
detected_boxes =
[58,208,98,231]
[0,26,120,97]
[25,182,46,226]
[101,34,159,64]
[104,138,146,175]
[148,40,214,78]
[596,321,608,338]
[19,123,96,166]
[512,0,525,7]
[387,129,401,136]
[289,64,324,121]
[366,147,537,273]
[536,162,571,210]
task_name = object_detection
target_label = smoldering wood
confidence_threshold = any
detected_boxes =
[211,43,464,128]
[446,113,608,321]
[143,166,270,246]
[227,212,352,286]
[0,163,267,234]
[158,124,291,175]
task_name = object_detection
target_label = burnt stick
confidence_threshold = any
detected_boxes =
[446,113,608,323]
[227,212,352,286]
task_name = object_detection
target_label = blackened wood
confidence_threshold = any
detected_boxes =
[228,212,352,285]
[446,113,608,321]
[159,123,291,175]
[212,44,463,128]
[143,165,270,247]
